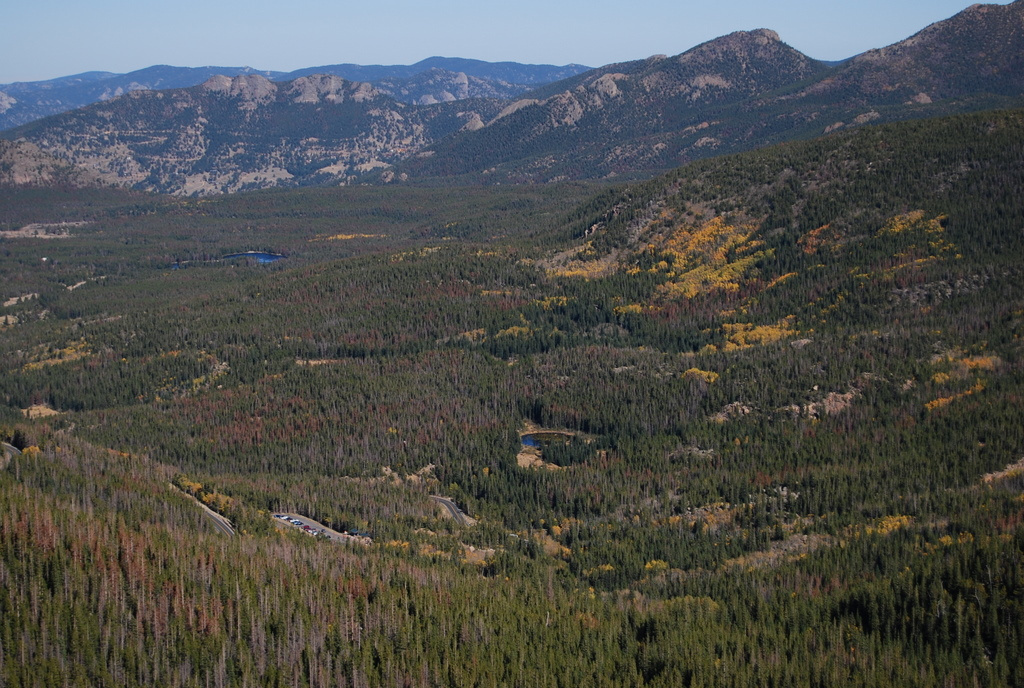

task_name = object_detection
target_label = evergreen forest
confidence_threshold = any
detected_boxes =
[2,108,1024,687]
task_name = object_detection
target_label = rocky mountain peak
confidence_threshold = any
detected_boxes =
[286,75,380,104]
[750,28,782,44]
[201,73,278,102]
[679,28,801,67]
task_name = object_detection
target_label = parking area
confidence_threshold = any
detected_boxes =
[272,512,371,546]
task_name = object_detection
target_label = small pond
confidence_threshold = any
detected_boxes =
[223,251,286,264]
[521,432,572,447]
[520,431,589,467]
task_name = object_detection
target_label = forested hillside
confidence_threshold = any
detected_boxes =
[2,108,1023,686]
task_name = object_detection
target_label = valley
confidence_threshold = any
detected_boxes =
[2,106,1023,685]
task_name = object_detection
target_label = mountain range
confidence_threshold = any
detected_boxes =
[2,0,1022,195]
[404,0,1024,182]
[0,58,591,131]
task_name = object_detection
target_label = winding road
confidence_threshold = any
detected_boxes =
[430,495,475,526]
[1,442,20,470]
[170,484,236,536]
[202,505,236,537]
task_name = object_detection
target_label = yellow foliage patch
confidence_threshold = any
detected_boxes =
[582,564,616,577]
[877,211,956,262]
[766,272,798,289]
[659,254,765,299]
[417,543,447,558]
[878,210,929,235]
[201,491,234,512]
[495,325,533,339]
[534,296,572,310]
[546,240,624,279]
[178,479,203,495]
[925,396,955,411]
[720,317,798,350]
[868,515,913,535]
[798,225,835,255]
[930,353,1002,383]
[390,246,441,262]
[661,217,754,264]
[551,261,615,279]
[925,382,984,411]
[637,216,771,300]
[962,355,1000,371]
[683,368,720,384]
[22,339,92,370]
[936,533,974,548]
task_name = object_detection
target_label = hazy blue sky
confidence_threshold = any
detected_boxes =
[1,0,1011,83]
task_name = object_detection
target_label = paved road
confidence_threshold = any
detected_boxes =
[430,495,475,526]
[202,505,236,537]
[171,484,235,536]
[1,442,20,470]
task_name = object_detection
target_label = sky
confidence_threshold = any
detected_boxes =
[1,0,1013,84]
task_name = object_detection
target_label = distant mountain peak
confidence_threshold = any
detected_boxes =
[199,72,384,106]
[201,73,277,103]
[748,28,782,43]
[679,28,799,65]
[286,75,381,104]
